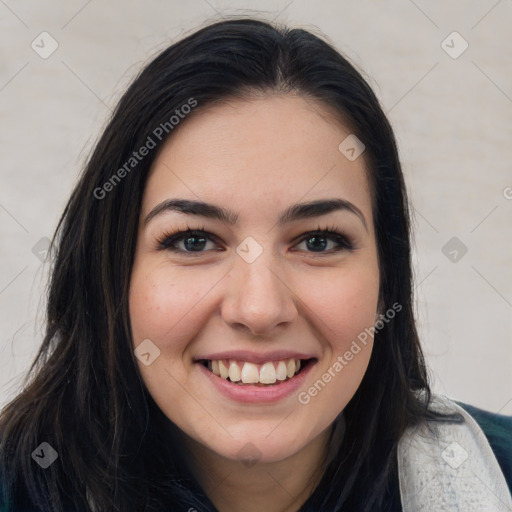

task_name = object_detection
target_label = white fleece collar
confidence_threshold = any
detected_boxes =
[398,394,512,511]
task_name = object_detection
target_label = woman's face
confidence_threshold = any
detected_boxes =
[129,94,380,464]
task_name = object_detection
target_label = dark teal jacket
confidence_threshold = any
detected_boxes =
[1,401,511,511]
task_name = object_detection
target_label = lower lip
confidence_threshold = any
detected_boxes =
[196,361,315,404]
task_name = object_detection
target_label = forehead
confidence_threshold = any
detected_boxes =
[143,94,373,227]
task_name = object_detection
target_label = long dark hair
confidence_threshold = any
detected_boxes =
[0,17,444,511]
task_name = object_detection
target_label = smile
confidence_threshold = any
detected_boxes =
[201,358,312,386]
[194,350,317,403]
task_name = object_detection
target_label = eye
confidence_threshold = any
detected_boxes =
[156,226,354,257]
[293,228,354,254]
[157,229,221,255]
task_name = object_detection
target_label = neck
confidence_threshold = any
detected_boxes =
[179,416,345,512]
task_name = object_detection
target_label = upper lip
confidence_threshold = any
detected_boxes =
[194,350,317,365]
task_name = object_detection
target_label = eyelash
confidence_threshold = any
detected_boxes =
[156,224,355,257]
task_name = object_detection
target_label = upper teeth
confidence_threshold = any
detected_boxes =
[208,359,302,384]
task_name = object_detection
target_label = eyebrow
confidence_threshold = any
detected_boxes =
[144,198,367,231]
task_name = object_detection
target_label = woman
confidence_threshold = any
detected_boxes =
[1,17,510,512]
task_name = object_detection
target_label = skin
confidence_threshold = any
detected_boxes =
[129,93,380,512]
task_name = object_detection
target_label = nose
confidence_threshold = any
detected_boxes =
[221,255,298,337]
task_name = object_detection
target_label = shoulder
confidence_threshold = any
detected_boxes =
[0,472,10,512]
[0,457,7,512]
[0,477,8,512]
[397,393,512,511]
[456,400,512,495]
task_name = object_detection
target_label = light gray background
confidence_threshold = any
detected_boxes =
[1,0,511,413]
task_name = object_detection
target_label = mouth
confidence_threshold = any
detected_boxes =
[198,357,316,386]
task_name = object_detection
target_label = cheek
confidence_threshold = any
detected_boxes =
[129,262,216,350]
[297,264,380,350]
[128,262,221,413]
[292,264,379,415]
